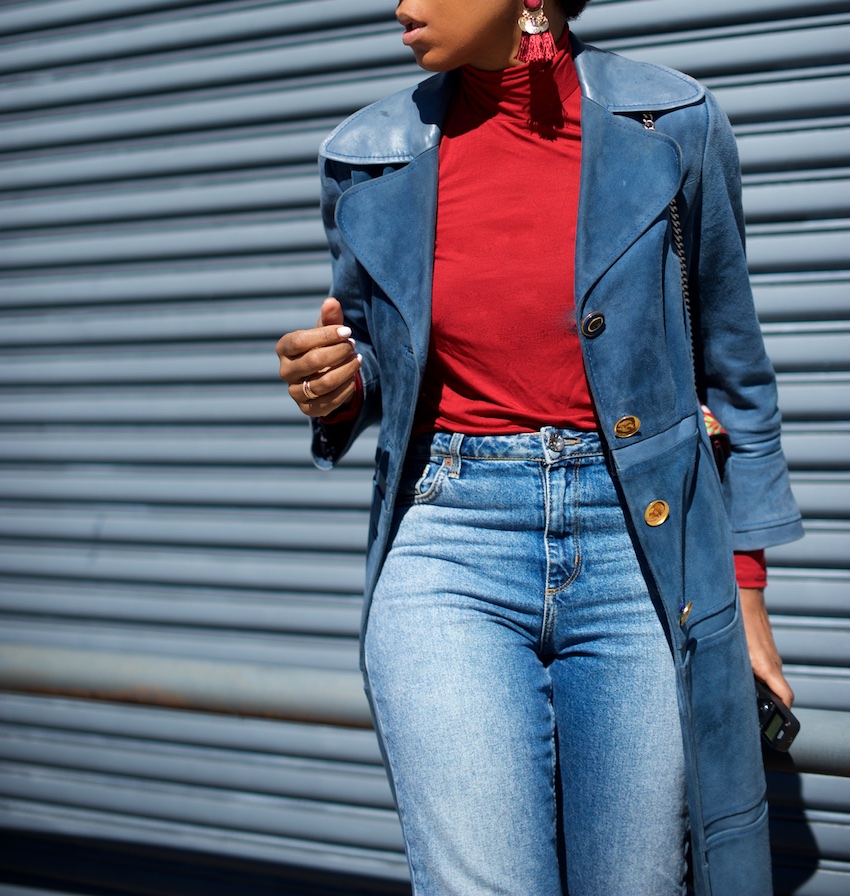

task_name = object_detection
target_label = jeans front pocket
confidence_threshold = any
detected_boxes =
[396,455,451,507]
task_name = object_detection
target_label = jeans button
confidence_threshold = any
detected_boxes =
[548,433,565,452]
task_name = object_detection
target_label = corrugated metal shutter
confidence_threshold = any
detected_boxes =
[0,1,411,892]
[0,1,847,894]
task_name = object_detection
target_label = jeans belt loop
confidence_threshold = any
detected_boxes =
[447,432,464,479]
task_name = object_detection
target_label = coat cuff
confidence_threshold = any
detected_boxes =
[722,448,804,550]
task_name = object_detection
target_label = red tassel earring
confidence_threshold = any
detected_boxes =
[517,0,557,63]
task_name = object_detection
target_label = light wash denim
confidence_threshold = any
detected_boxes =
[364,428,688,896]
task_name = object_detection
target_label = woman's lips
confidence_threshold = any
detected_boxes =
[401,21,425,46]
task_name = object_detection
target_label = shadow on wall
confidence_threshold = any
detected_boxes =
[0,831,413,896]
[768,767,819,896]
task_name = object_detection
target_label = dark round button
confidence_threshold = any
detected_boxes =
[581,312,606,338]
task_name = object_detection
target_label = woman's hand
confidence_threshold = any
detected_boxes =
[276,297,362,418]
[739,587,794,707]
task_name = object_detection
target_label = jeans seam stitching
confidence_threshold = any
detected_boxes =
[540,462,556,655]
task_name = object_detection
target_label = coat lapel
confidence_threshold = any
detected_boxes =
[573,96,683,311]
[335,146,440,367]
[570,35,700,310]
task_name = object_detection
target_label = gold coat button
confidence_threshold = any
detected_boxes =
[614,415,641,438]
[679,601,693,627]
[644,500,670,527]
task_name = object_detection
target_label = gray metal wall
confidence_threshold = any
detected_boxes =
[0,1,847,894]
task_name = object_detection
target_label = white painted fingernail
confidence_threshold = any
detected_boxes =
[337,326,352,338]
[348,338,356,349]
[357,353,363,363]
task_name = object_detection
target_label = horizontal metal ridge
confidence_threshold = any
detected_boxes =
[767,522,850,569]
[0,123,332,192]
[0,796,409,881]
[0,579,364,635]
[0,168,319,231]
[0,504,369,552]
[600,18,850,81]
[0,539,366,593]
[753,275,850,322]
[0,30,405,113]
[0,70,420,154]
[579,0,850,40]
[0,693,383,761]
[0,0,392,64]
[0,763,401,849]
[738,122,850,174]
[0,424,378,465]
[0,465,372,508]
[0,257,331,308]
[764,570,850,617]
[0,645,371,727]
[0,726,394,808]
[0,215,326,269]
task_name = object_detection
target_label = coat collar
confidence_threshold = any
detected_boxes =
[321,37,704,163]
[571,35,703,112]
[324,37,704,340]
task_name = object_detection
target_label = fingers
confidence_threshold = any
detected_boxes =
[297,373,360,419]
[317,296,344,328]
[288,349,362,418]
[276,323,353,377]
[276,297,362,418]
[279,333,356,390]
[755,665,795,709]
[277,296,355,385]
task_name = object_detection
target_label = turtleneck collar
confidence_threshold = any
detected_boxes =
[457,26,578,128]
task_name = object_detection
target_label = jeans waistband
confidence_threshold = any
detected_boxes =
[408,428,603,463]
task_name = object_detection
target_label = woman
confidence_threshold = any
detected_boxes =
[277,2,804,894]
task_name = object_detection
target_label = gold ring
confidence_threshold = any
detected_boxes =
[302,379,319,401]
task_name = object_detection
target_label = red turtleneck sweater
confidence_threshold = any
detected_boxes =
[414,29,593,434]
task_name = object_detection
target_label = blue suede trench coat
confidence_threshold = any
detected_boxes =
[310,35,803,896]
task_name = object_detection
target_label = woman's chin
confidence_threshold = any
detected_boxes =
[414,54,453,73]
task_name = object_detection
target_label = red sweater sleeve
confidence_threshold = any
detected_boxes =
[734,549,767,589]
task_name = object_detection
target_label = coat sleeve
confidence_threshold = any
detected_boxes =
[690,90,803,550]
[310,156,383,469]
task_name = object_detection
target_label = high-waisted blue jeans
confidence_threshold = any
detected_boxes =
[364,429,688,896]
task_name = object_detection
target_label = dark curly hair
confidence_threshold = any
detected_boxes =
[552,1,590,19]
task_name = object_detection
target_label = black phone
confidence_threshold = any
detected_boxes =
[755,679,800,752]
